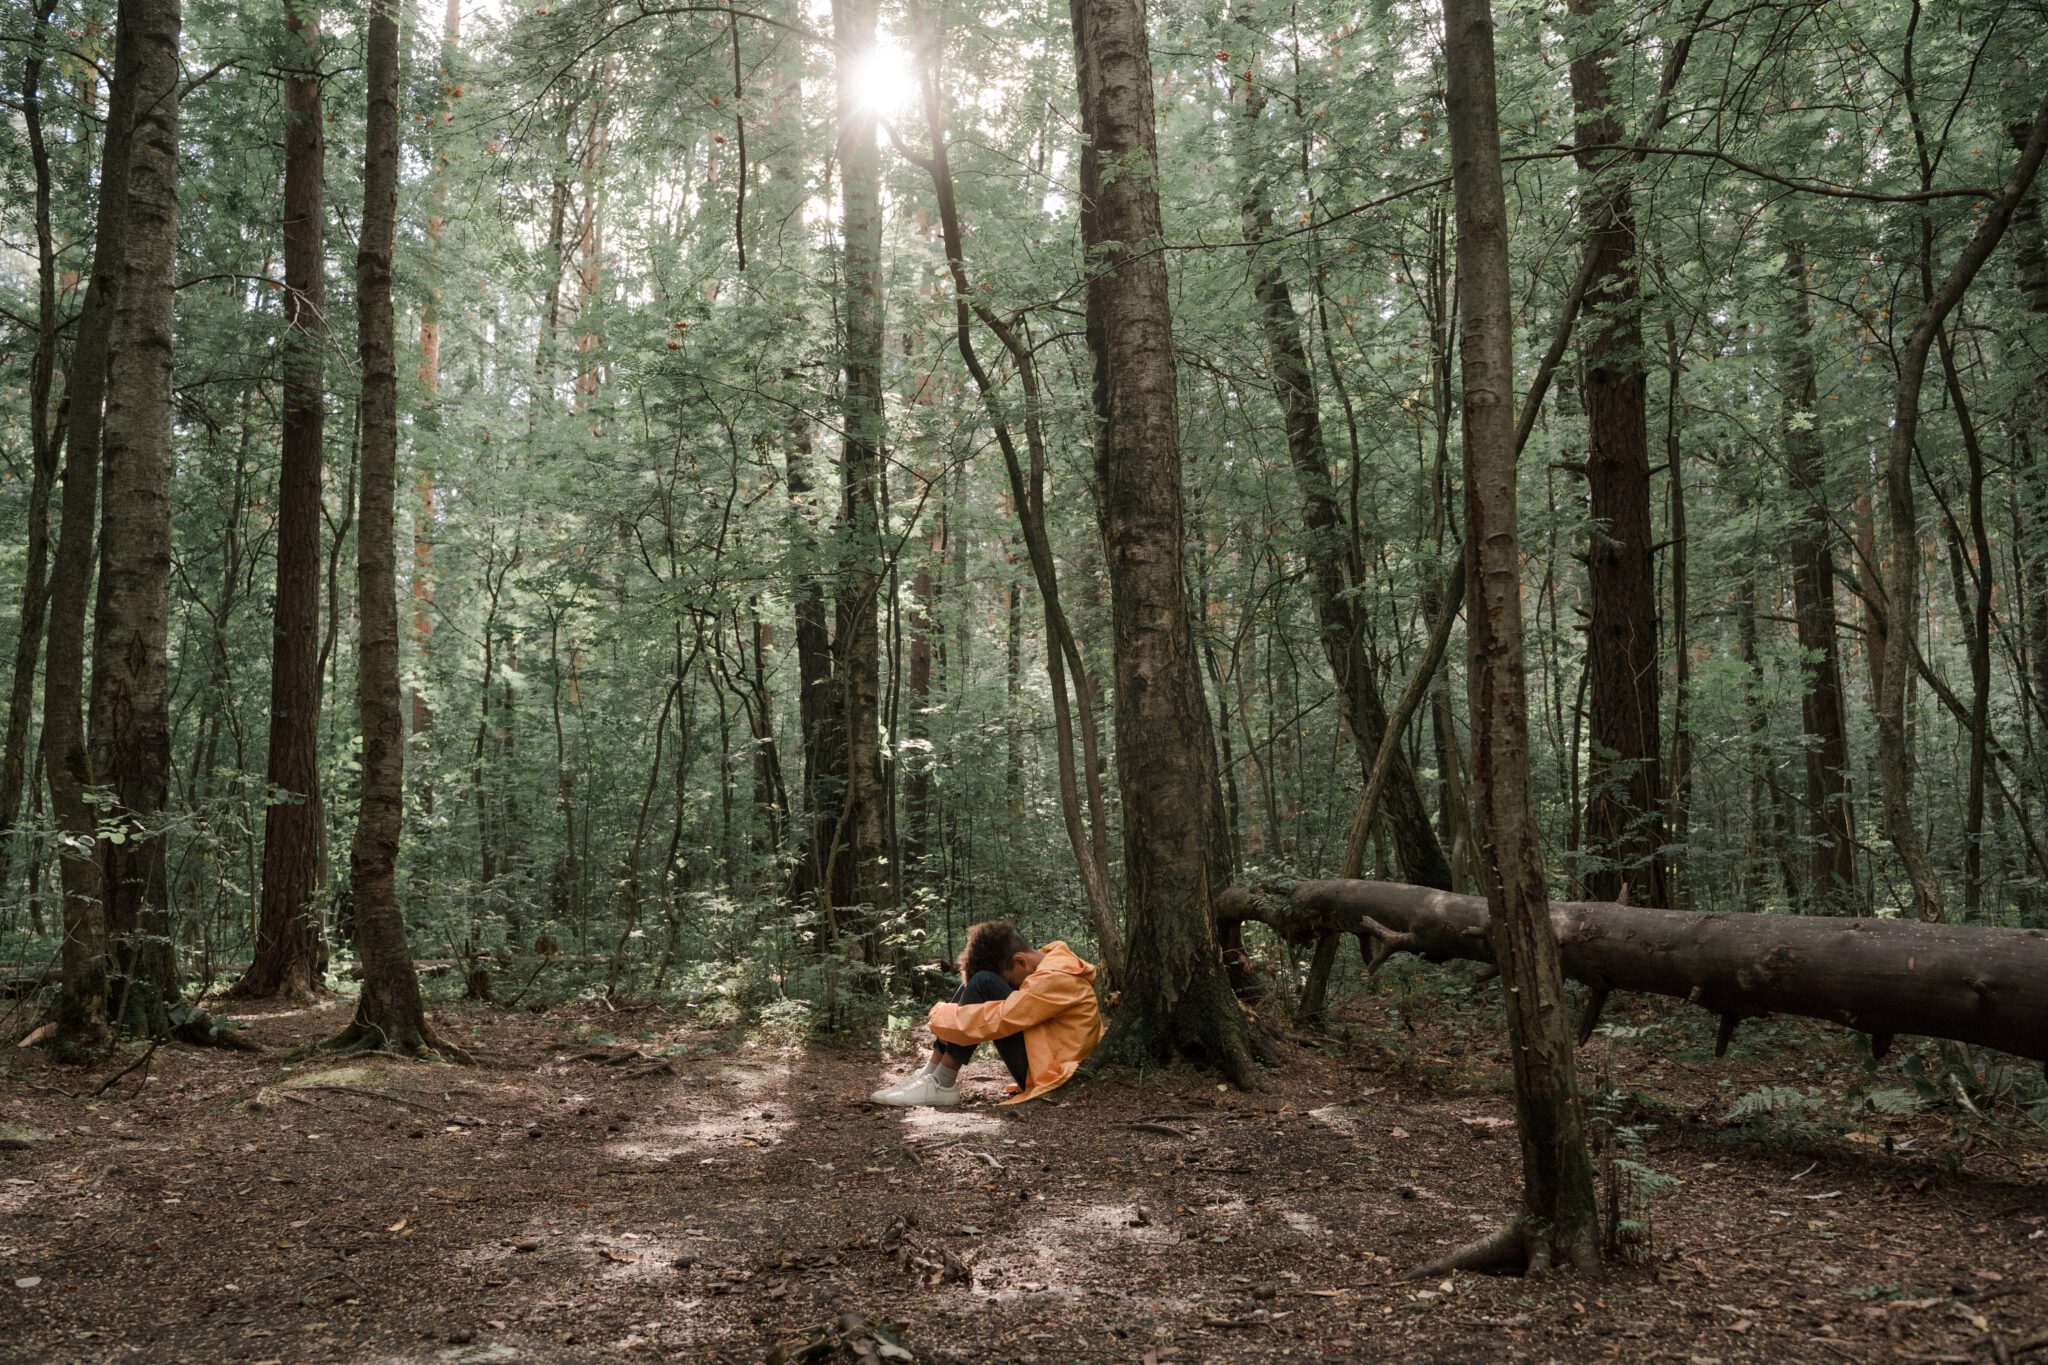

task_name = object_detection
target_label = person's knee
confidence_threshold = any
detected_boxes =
[965,970,1010,999]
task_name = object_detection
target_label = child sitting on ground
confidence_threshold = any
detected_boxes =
[869,921,1103,1108]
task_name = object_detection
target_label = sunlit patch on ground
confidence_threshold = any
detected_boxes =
[0,1176,43,1216]
[605,1056,795,1164]
[891,1103,1005,1138]
[1308,1103,1360,1135]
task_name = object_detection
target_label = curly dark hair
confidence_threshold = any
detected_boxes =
[958,921,1032,981]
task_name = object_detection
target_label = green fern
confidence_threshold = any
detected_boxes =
[1727,1086,1816,1121]
[1863,1087,1919,1117]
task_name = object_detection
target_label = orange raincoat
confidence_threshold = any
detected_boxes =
[926,941,1103,1104]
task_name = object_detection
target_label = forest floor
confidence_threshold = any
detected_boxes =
[3,970,2047,1363]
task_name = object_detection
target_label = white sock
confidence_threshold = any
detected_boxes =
[932,1062,960,1089]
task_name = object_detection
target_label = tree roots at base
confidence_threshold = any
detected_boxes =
[1405,1216,1598,1280]
[318,1020,474,1064]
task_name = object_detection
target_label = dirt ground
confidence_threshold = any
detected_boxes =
[2,979,2046,1363]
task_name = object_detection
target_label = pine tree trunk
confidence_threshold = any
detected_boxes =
[88,0,184,1033]
[831,0,894,945]
[236,0,328,998]
[903,530,938,874]
[787,419,840,909]
[337,0,449,1056]
[1777,234,1857,911]
[1446,0,1601,1273]
[44,1,144,1057]
[0,2,62,904]
[1569,0,1666,910]
[1070,0,1254,1084]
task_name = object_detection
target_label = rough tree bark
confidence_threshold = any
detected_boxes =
[42,0,138,1059]
[1875,92,2048,922]
[1569,0,1666,910]
[333,0,456,1057]
[1444,0,1601,1273]
[828,0,895,948]
[0,1,63,904]
[2014,111,2048,735]
[1776,229,1857,911]
[1217,880,2048,1068]
[234,0,328,999]
[88,0,184,1034]
[1069,0,1255,1084]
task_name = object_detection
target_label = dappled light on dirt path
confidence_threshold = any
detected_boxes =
[3,994,2047,1361]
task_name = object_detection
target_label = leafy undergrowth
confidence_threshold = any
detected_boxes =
[1,976,2045,1363]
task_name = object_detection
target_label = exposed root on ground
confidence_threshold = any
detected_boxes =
[1406,1215,1605,1280]
[318,1020,475,1064]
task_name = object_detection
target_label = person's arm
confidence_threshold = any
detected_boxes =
[928,972,1087,1045]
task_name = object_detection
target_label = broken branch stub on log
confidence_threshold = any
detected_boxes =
[1215,879,2048,1066]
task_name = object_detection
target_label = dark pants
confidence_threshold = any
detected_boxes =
[936,971,1029,1087]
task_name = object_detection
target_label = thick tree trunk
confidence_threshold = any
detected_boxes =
[1236,72,1451,892]
[1777,234,1857,911]
[1217,879,2048,1068]
[911,54,1123,977]
[336,0,451,1057]
[1070,0,1254,1084]
[1569,0,1665,910]
[88,0,184,1033]
[236,0,328,999]
[830,0,894,944]
[1446,0,1600,1273]
[1875,94,2048,922]
[42,0,136,1058]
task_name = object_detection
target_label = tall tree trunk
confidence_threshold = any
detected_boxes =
[1777,233,1858,911]
[336,0,451,1056]
[1443,0,1600,1274]
[902,525,939,875]
[1876,93,2048,922]
[42,0,135,1057]
[1569,0,1666,909]
[88,0,184,1033]
[1236,67,1451,891]
[236,0,328,998]
[2012,112,2048,739]
[830,0,894,945]
[910,47,1123,974]
[787,416,840,909]
[1069,0,1254,1083]
[0,3,63,905]
[1661,316,1691,909]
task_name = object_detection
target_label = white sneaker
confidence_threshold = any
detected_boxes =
[869,1073,961,1107]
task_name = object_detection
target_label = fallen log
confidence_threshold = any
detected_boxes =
[1216,879,2048,1067]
